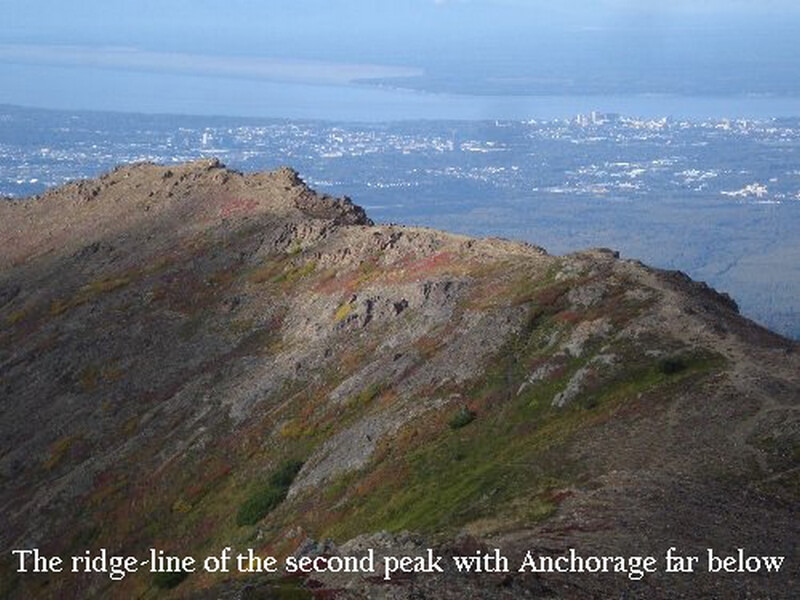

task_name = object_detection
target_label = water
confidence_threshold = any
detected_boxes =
[3,63,800,122]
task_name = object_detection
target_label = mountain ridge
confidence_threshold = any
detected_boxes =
[0,161,797,599]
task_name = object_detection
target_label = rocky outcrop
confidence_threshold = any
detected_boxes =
[0,162,797,599]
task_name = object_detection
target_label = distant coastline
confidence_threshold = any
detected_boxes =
[4,63,800,122]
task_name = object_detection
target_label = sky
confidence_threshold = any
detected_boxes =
[2,1,800,117]
[6,1,800,59]
[6,1,800,32]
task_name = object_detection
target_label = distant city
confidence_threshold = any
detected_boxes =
[4,106,799,205]
[2,104,799,339]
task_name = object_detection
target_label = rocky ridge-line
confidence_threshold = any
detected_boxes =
[0,161,797,599]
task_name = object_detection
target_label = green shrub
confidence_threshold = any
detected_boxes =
[269,459,304,488]
[236,459,304,526]
[236,486,287,527]
[449,407,476,429]
[658,357,687,375]
[152,570,189,590]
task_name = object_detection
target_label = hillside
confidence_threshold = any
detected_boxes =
[0,160,798,599]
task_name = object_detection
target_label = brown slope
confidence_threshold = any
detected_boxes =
[0,161,797,599]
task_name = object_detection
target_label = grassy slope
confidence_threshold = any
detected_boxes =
[0,164,795,599]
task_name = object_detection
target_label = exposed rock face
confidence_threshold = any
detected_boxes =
[0,161,797,599]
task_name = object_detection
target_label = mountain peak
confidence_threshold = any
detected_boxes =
[0,162,373,270]
[0,163,797,599]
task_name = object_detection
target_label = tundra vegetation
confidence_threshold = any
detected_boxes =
[0,161,796,599]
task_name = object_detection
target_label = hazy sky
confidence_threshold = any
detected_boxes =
[6,1,800,55]
[2,1,800,116]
